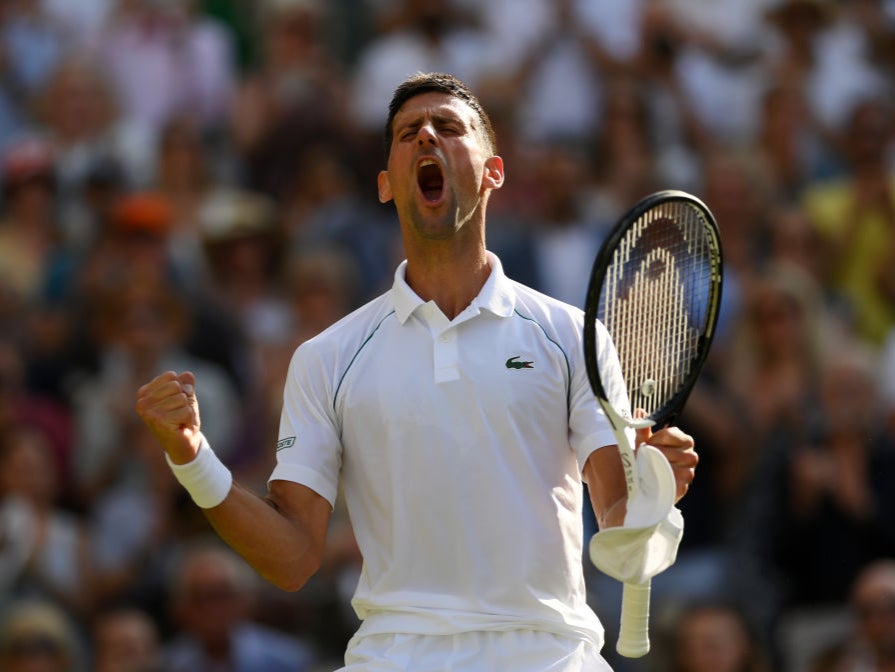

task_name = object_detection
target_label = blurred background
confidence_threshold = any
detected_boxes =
[0,0,893,670]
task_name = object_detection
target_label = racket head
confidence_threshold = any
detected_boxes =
[584,190,723,427]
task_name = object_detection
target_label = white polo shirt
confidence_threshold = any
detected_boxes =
[271,252,624,647]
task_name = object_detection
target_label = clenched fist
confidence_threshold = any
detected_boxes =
[135,370,203,464]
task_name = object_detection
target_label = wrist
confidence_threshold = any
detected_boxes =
[165,434,232,508]
[163,432,204,465]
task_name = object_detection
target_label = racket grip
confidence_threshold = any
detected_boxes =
[617,580,651,658]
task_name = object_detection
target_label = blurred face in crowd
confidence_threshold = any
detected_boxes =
[0,426,59,509]
[0,605,73,672]
[0,635,70,672]
[173,550,252,652]
[673,606,753,672]
[93,610,159,672]
[845,99,891,169]
[749,284,805,359]
[41,60,114,142]
[852,562,895,657]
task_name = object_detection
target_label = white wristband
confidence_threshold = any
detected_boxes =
[165,434,232,509]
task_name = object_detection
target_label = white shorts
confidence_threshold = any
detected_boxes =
[334,630,613,672]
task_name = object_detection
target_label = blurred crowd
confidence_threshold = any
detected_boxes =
[0,0,893,670]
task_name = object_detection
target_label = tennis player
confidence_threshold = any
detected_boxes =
[136,72,698,671]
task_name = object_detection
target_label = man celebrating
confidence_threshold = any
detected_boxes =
[136,72,698,671]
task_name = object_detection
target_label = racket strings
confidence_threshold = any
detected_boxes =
[599,203,714,418]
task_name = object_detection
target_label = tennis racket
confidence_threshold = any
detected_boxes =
[583,189,723,657]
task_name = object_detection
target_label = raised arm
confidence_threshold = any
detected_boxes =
[135,371,331,591]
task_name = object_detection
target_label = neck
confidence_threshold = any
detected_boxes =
[404,241,490,320]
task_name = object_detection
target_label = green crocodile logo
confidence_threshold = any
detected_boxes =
[505,356,534,370]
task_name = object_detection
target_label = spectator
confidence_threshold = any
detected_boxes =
[71,190,250,395]
[722,264,831,450]
[585,74,659,223]
[761,0,883,135]
[96,0,236,138]
[35,55,156,231]
[350,0,486,137]
[802,559,895,672]
[662,600,772,672]
[754,83,835,205]
[0,136,59,306]
[490,138,608,308]
[663,0,768,144]
[765,205,828,284]
[0,423,92,619]
[230,0,350,201]
[0,0,67,147]
[0,336,72,488]
[848,559,895,671]
[91,606,162,672]
[475,0,632,145]
[161,539,319,672]
[802,96,895,346]
[279,140,400,302]
[153,114,218,285]
[197,186,289,348]
[41,0,114,50]
[0,600,83,672]
[752,345,895,662]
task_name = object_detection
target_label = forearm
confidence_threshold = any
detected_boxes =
[584,446,629,530]
[202,482,327,592]
[136,371,331,591]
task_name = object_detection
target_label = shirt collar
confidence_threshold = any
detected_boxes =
[391,251,516,324]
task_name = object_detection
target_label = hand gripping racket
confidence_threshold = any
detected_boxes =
[583,190,723,657]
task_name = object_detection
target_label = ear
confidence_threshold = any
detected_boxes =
[377,170,393,204]
[482,156,505,191]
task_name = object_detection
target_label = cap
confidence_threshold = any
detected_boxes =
[110,193,174,236]
[199,188,275,243]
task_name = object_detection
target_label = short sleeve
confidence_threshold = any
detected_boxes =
[568,318,632,472]
[268,345,342,507]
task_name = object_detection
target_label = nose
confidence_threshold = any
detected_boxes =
[417,122,438,146]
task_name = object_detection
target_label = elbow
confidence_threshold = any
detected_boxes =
[265,550,323,593]
[270,575,307,593]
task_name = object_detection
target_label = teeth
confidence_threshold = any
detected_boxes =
[419,159,436,168]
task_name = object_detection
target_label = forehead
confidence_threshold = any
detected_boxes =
[392,91,476,126]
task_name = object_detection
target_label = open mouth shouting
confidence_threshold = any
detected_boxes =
[417,158,445,205]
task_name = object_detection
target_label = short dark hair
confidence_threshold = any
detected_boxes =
[383,72,497,159]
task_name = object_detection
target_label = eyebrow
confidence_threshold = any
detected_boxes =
[395,111,470,134]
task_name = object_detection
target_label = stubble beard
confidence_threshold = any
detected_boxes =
[408,189,482,242]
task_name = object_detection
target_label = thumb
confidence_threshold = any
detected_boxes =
[176,371,201,435]
[178,371,196,396]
